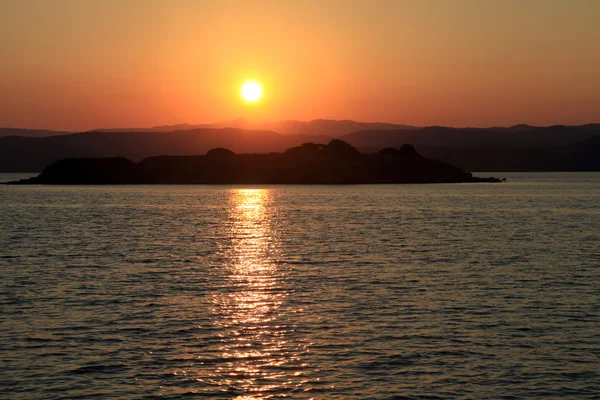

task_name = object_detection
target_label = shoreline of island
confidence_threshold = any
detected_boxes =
[5,140,503,185]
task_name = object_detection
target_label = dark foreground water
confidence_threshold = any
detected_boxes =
[1,173,599,399]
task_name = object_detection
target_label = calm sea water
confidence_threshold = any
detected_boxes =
[1,173,599,399]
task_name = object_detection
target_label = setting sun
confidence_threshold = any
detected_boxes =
[241,81,262,102]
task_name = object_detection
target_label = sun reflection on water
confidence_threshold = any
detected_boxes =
[203,188,308,399]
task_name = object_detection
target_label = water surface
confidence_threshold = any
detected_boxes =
[1,173,599,399]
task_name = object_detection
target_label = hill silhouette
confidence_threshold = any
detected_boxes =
[5,120,597,139]
[414,136,600,172]
[0,128,330,172]
[89,119,417,135]
[340,124,598,148]
[8,140,501,185]
[1,119,415,137]
[0,128,72,138]
[1,124,598,172]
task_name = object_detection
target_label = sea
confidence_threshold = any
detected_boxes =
[1,172,599,399]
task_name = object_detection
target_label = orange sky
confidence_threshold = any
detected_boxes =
[1,0,599,131]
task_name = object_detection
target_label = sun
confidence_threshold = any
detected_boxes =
[241,81,262,102]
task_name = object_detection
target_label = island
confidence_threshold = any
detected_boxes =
[7,140,502,185]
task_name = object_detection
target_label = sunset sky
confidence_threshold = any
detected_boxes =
[1,0,599,131]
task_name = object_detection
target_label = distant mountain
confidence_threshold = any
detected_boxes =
[414,137,600,172]
[340,125,600,149]
[2,123,599,172]
[90,119,417,136]
[0,128,72,138]
[494,124,538,133]
[0,128,331,172]
[578,123,600,132]
[88,123,217,133]
[261,119,417,136]
[4,121,598,140]
[1,119,412,138]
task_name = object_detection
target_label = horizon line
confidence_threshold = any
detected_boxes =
[2,119,599,133]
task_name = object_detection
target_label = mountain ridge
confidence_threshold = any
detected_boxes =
[2,124,599,172]
[4,120,598,138]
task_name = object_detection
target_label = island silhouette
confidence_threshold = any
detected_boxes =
[8,140,501,185]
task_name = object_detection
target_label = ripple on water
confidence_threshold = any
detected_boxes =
[1,175,600,398]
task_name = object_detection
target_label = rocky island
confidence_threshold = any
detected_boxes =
[7,140,502,185]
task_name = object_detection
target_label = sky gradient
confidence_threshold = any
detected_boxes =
[1,0,599,131]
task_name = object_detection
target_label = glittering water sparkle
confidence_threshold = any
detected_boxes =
[1,173,599,399]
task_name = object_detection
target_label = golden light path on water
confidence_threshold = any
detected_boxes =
[204,188,310,398]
